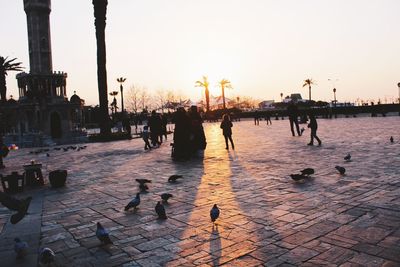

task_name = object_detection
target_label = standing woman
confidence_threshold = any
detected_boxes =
[220,114,235,150]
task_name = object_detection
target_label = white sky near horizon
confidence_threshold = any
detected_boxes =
[1,0,400,106]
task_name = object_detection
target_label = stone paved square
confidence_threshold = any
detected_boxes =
[0,116,399,266]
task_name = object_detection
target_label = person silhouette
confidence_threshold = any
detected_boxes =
[287,101,301,136]
[254,110,260,125]
[220,114,235,150]
[307,110,322,146]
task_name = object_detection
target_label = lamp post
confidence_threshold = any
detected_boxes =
[109,91,118,120]
[117,77,126,114]
[397,82,400,115]
[280,92,283,102]
[333,88,337,107]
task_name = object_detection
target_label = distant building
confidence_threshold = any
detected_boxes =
[258,100,275,109]
[0,0,85,147]
[283,93,307,103]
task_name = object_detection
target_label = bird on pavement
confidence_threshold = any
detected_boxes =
[155,201,167,219]
[390,136,394,143]
[168,175,183,183]
[0,194,32,224]
[344,153,351,162]
[335,166,346,175]
[161,193,173,203]
[290,174,307,181]
[39,247,55,265]
[125,193,140,211]
[210,204,220,223]
[139,183,149,192]
[96,222,113,245]
[135,179,152,185]
[300,168,314,176]
[0,194,31,212]
[14,238,28,259]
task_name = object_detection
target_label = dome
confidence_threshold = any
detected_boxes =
[70,92,81,104]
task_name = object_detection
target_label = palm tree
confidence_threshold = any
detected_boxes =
[218,79,232,110]
[302,78,315,101]
[92,0,111,135]
[195,76,210,112]
[0,56,23,103]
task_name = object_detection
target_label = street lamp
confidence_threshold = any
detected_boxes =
[280,92,283,102]
[117,77,126,114]
[109,91,118,118]
[333,88,337,107]
[397,82,400,115]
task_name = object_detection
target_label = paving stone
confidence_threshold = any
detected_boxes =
[0,119,399,265]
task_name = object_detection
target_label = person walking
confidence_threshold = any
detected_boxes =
[287,101,301,136]
[220,114,235,150]
[254,110,260,125]
[307,110,322,146]
[142,126,152,150]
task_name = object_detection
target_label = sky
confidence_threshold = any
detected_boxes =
[1,0,400,106]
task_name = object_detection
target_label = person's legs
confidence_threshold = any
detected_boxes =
[228,136,234,149]
[308,132,314,145]
[289,119,295,136]
[314,130,322,145]
[294,121,301,136]
[224,136,229,149]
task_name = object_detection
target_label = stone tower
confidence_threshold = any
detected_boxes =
[7,0,86,145]
[24,0,53,74]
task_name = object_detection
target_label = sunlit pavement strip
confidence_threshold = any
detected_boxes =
[0,116,400,266]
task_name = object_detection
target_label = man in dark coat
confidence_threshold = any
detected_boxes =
[287,101,302,136]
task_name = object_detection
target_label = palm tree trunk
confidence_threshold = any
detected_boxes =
[222,85,226,110]
[93,0,111,135]
[309,85,311,101]
[205,88,210,112]
[0,72,6,103]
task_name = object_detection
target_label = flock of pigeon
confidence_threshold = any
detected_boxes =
[289,135,395,182]
[11,174,221,264]
[29,145,87,157]
[8,136,397,264]
[290,152,351,181]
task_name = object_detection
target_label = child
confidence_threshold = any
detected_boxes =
[142,126,152,150]
[220,114,235,150]
[307,111,322,146]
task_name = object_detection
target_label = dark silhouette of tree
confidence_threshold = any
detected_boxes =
[218,79,232,110]
[302,78,315,101]
[0,56,23,103]
[92,0,111,135]
[195,76,210,112]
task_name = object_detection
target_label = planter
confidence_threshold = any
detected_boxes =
[49,170,67,188]
[1,172,24,193]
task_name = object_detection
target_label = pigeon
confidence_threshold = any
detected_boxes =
[62,147,68,152]
[161,193,173,203]
[168,175,183,183]
[390,136,394,143]
[54,147,61,151]
[210,204,220,223]
[335,166,346,175]
[14,238,28,259]
[0,194,32,212]
[344,153,351,162]
[155,201,167,219]
[46,153,50,157]
[96,222,113,244]
[39,248,55,265]
[290,174,307,181]
[125,193,140,211]
[139,183,149,192]
[135,178,152,185]
[300,168,314,176]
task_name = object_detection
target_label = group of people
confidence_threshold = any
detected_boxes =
[141,111,168,150]
[169,106,207,160]
[287,101,322,146]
